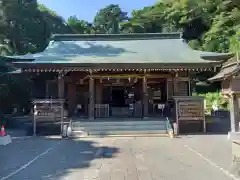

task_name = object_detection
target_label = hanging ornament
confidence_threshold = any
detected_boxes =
[128,77,131,82]
[134,78,138,83]
[80,79,83,84]
[108,77,110,81]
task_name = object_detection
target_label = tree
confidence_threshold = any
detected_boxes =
[0,1,71,113]
[0,0,49,55]
[38,4,73,36]
[120,0,239,52]
[121,6,163,33]
[230,30,240,62]
[93,4,128,34]
[67,16,92,34]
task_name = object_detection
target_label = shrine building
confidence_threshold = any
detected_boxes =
[4,33,233,135]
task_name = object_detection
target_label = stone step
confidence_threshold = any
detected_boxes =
[72,120,166,127]
[72,124,166,131]
[71,130,167,137]
[71,120,168,137]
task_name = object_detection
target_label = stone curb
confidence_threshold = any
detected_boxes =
[0,135,12,145]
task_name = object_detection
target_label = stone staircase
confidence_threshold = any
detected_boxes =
[71,119,168,137]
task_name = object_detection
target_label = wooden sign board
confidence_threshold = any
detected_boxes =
[177,100,204,121]
[173,96,205,133]
[33,99,64,121]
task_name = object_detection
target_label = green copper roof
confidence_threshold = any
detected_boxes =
[8,33,219,65]
[198,51,234,61]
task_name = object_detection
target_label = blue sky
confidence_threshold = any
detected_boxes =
[38,0,157,22]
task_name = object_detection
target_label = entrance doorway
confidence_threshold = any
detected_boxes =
[111,88,125,107]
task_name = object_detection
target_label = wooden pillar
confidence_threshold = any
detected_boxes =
[57,72,65,134]
[167,78,173,99]
[33,104,37,136]
[173,72,178,96]
[88,77,95,119]
[188,79,191,96]
[142,76,148,118]
[68,82,76,116]
[166,78,168,100]
[58,72,65,98]
[229,94,239,132]
[95,80,102,104]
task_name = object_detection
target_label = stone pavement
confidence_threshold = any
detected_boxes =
[0,135,238,180]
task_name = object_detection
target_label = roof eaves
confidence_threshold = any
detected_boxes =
[222,55,238,68]
[208,64,240,82]
[199,51,234,61]
[7,69,22,74]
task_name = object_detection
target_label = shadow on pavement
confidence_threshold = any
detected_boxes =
[0,137,119,180]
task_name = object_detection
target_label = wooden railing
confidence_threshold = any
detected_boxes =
[93,103,143,118]
[95,104,110,118]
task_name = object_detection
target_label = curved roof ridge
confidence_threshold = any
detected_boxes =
[51,32,182,41]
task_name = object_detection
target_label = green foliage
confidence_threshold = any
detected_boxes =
[121,0,239,52]
[230,30,240,53]
[67,16,93,34]
[193,92,229,111]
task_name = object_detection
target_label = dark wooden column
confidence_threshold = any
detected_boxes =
[68,82,76,116]
[58,72,65,98]
[95,79,102,104]
[57,72,65,134]
[173,72,178,96]
[142,76,148,118]
[88,77,95,120]
[188,78,191,96]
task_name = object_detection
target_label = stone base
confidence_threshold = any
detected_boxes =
[228,131,240,140]
[173,122,178,135]
[229,131,240,177]
[0,135,12,145]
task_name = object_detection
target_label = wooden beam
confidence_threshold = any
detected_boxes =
[86,73,172,79]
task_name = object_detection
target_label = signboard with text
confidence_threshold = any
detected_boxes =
[177,100,204,121]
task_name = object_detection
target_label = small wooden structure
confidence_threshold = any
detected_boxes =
[209,54,240,171]
[209,54,239,132]
[32,99,65,136]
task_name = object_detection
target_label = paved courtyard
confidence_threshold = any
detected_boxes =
[0,135,238,180]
